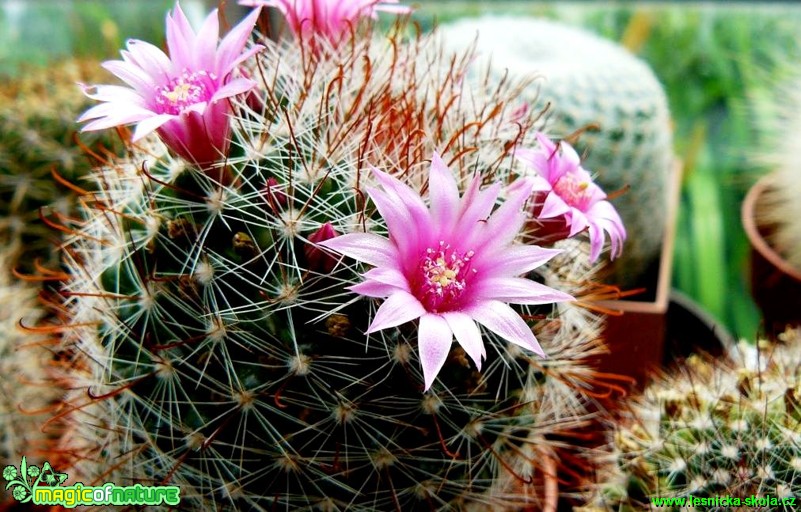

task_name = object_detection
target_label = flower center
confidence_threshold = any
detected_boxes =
[155,70,214,115]
[553,172,595,211]
[413,241,475,312]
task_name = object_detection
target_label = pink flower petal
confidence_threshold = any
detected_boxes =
[193,8,221,71]
[211,77,258,102]
[587,222,604,263]
[125,40,173,82]
[367,291,426,333]
[318,232,398,267]
[366,185,428,265]
[568,209,589,237]
[441,311,485,371]
[418,313,453,391]
[467,180,532,253]
[217,7,263,75]
[131,114,176,141]
[515,147,551,180]
[535,132,579,182]
[509,174,551,195]
[453,179,501,242]
[371,167,432,235]
[428,152,460,234]
[538,192,571,219]
[464,300,545,357]
[589,200,627,228]
[475,245,562,278]
[80,108,158,133]
[101,60,157,95]
[349,280,400,298]
[81,83,146,106]
[77,100,151,123]
[552,141,581,181]
[165,3,196,70]
[586,200,627,261]
[471,277,574,305]
[361,267,409,290]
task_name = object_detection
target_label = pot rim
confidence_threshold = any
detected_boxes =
[741,173,801,282]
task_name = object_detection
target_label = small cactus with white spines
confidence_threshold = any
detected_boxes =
[585,329,801,511]
[40,4,628,510]
[438,17,674,287]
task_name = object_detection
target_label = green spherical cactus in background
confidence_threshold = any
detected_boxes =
[0,59,118,270]
[583,329,801,511]
[43,22,612,511]
[439,17,674,288]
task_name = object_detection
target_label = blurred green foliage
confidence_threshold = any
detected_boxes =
[416,2,801,339]
[0,0,204,76]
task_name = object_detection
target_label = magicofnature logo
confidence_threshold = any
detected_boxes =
[3,456,180,508]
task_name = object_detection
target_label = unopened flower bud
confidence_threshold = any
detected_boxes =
[262,178,287,211]
[305,223,340,273]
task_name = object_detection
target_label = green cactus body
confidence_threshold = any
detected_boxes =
[439,17,674,287]
[45,26,609,511]
[586,330,801,511]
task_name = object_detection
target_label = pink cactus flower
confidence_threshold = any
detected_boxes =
[239,0,410,49]
[515,132,627,262]
[78,3,263,172]
[319,154,573,391]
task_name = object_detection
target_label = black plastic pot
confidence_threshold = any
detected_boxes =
[665,289,734,364]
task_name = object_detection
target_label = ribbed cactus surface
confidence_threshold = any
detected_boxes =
[438,17,674,287]
[43,23,610,511]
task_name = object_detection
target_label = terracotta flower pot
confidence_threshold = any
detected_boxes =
[590,160,683,388]
[742,173,801,338]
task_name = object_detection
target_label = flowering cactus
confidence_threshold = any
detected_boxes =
[514,133,627,262]
[41,3,617,510]
[78,3,263,174]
